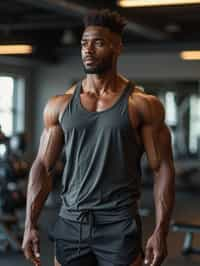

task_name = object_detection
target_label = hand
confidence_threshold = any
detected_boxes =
[144,230,167,266]
[22,227,41,266]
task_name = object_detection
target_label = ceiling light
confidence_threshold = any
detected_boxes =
[0,45,32,55]
[61,30,76,45]
[165,23,181,33]
[117,0,200,7]
[180,50,200,60]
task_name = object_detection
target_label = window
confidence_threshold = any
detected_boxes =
[165,91,177,126]
[0,75,25,136]
[189,95,200,153]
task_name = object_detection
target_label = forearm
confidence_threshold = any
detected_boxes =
[25,159,53,229]
[153,163,175,237]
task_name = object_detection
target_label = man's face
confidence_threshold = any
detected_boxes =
[81,26,120,74]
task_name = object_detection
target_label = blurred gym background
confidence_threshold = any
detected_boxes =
[0,1,200,265]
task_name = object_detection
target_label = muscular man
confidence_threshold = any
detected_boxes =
[22,9,175,266]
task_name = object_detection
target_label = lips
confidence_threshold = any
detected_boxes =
[84,57,96,63]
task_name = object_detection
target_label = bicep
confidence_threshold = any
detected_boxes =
[157,125,175,175]
[142,122,174,173]
[139,94,167,171]
[141,123,161,170]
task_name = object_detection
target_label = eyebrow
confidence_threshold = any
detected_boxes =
[81,37,105,42]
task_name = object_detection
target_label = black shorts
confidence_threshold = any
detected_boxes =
[52,214,143,266]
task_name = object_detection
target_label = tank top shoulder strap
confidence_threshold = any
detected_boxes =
[64,80,82,99]
[69,80,82,100]
[123,80,136,99]
[59,80,82,123]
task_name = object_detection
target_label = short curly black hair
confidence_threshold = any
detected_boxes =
[83,9,127,36]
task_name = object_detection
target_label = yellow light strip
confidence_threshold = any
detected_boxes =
[0,45,32,55]
[118,0,200,7]
[180,50,200,60]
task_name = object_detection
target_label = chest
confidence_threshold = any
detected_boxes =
[79,90,141,130]
[79,91,123,113]
[63,91,140,142]
[61,89,132,134]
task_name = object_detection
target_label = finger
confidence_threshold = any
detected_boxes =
[32,256,41,266]
[31,257,41,266]
[33,238,40,260]
[150,251,162,266]
[24,244,34,261]
[144,246,153,265]
[34,260,41,266]
[30,253,41,266]
[24,243,40,265]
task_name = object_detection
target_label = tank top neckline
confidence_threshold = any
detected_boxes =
[77,80,132,115]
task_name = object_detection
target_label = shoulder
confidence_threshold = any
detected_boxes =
[129,87,165,125]
[43,83,76,128]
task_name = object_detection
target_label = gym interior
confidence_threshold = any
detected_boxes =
[0,1,200,266]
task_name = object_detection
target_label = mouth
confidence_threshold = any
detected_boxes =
[84,57,96,64]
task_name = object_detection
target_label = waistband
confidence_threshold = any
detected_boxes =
[59,204,139,224]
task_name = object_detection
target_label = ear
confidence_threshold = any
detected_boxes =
[111,36,122,56]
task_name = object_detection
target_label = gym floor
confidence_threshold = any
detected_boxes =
[0,188,200,266]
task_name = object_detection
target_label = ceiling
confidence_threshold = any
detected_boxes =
[0,0,200,63]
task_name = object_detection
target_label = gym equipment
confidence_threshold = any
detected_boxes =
[0,128,28,252]
[171,221,200,255]
[0,214,21,251]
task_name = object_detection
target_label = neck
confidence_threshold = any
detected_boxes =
[83,69,122,96]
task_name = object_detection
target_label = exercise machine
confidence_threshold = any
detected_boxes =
[171,220,200,255]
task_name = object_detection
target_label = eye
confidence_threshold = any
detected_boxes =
[81,41,87,48]
[95,40,104,47]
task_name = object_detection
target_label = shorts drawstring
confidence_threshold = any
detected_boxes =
[76,210,95,255]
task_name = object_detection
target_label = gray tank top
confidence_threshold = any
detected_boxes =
[59,80,143,221]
